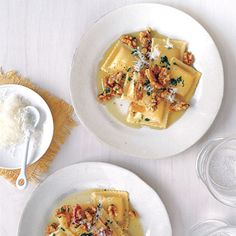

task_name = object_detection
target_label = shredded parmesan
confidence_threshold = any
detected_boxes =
[149,47,160,60]
[165,38,174,49]
[0,94,30,148]
[133,47,149,72]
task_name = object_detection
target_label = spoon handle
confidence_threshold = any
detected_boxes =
[16,132,31,190]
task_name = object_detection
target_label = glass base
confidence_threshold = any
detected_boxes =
[189,219,228,236]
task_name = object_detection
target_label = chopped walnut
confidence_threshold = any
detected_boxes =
[169,101,190,111]
[108,204,118,217]
[128,210,137,218]
[56,205,72,227]
[84,211,93,222]
[112,84,123,96]
[158,67,170,86]
[134,80,144,100]
[98,92,112,102]
[81,224,87,231]
[139,29,152,58]
[45,223,58,235]
[183,51,194,66]
[98,72,125,102]
[145,65,166,89]
[139,30,152,48]
[120,35,137,48]
[149,92,162,111]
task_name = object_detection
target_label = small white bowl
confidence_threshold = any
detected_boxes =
[0,84,54,169]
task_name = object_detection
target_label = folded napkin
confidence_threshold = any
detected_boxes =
[0,70,77,186]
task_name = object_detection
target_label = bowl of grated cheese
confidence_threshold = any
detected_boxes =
[0,84,54,169]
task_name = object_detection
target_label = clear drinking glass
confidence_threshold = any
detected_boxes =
[196,137,236,207]
[189,219,236,236]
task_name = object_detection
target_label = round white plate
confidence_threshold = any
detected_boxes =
[0,84,54,169]
[18,162,172,236]
[70,3,224,159]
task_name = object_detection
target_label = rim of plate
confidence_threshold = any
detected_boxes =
[17,161,172,236]
[70,3,224,159]
[0,84,54,169]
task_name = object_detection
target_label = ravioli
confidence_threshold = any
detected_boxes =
[91,190,130,229]
[127,100,169,128]
[121,72,140,101]
[98,208,127,236]
[151,37,187,63]
[170,57,201,102]
[101,41,136,73]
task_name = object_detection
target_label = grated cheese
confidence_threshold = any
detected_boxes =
[0,94,29,147]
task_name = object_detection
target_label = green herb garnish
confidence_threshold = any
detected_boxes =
[131,49,138,55]
[60,227,65,231]
[127,67,131,72]
[160,55,170,68]
[105,87,110,93]
[173,62,178,65]
[145,118,150,121]
[176,76,182,83]
[169,76,184,87]
[80,233,93,236]
[128,76,132,81]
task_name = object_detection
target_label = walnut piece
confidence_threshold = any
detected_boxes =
[150,92,162,112]
[145,65,169,89]
[45,223,58,235]
[139,30,152,48]
[183,51,194,66]
[169,101,190,111]
[158,67,170,86]
[108,204,118,217]
[134,80,144,100]
[98,72,125,103]
[120,35,137,48]
[128,210,137,218]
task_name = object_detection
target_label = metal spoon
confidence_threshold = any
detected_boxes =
[16,106,40,190]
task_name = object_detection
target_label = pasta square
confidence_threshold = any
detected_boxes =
[101,41,136,73]
[91,190,130,230]
[170,57,202,102]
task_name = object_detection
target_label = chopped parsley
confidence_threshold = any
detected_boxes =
[105,87,110,93]
[145,118,150,121]
[80,233,93,236]
[143,79,152,96]
[173,62,178,65]
[127,67,131,72]
[131,49,138,56]
[60,227,65,231]
[177,76,183,83]
[169,76,184,87]
[128,76,132,81]
[160,55,170,69]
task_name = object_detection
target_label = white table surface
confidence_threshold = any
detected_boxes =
[0,0,235,235]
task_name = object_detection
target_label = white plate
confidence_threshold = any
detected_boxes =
[18,162,172,236]
[0,84,54,169]
[70,3,224,159]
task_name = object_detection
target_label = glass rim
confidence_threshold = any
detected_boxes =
[196,136,236,207]
[189,219,228,235]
